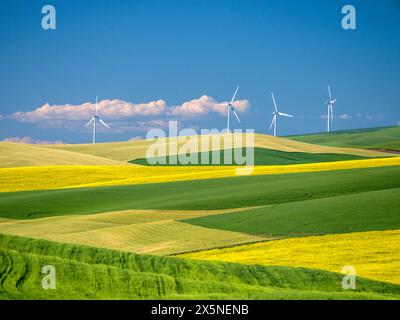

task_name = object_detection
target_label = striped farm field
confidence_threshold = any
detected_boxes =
[0,209,266,255]
[1,166,399,220]
[0,133,391,169]
[2,233,399,300]
[45,133,391,159]
[181,229,400,285]
[0,142,127,168]
[1,156,399,193]
[182,188,400,238]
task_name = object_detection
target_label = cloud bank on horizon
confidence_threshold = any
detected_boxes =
[10,96,250,125]
[2,136,64,145]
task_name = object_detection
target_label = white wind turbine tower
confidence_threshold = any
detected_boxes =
[216,86,241,132]
[326,85,337,132]
[85,96,110,144]
[269,92,293,137]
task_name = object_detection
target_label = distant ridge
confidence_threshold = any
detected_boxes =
[288,126,400,151]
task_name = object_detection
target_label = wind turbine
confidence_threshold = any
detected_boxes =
[216,86,241,132]
[85,96,110,144]
[326,85,337,132]
[268,92,293,137]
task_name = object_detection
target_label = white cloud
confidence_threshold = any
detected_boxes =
[11,99,167,123]
[168,95,250,117]
[129,136,143,141]
[10,96,250,126]
[2,136,64,144]
[339,114,352,120]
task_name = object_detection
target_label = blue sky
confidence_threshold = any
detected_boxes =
[0,0,399,143]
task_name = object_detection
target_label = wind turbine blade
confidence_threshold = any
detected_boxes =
[332,99,337,104]
[96,96,98,116]
[232,107,241,123]
[269,115,276,130]
[99,118,110,128]
[328,86,332,101]
[230,86,239,104]
[85,118,94,127]
[278,112,294,118]
[271,92,278,112]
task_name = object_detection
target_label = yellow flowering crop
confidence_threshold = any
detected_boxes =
[0,156,399,193]
[181,229,400,285]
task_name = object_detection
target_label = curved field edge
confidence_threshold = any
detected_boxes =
[1,156,399,193]
[43,133,390,162]
[130,147,369,166]
[180,229,400,285]
[0,208,267,256]
[0,165,399,220]
[0,142,128,168]
[181,188,400,238]
[1,234,399,300]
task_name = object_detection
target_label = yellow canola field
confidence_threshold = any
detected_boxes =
[1,156,399,193]
[181,229,400,285]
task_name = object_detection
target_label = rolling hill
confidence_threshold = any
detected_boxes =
[1,234,399,300]
[0,208,266,256]
[43,133,391,162]
[182,188,400,238]
[181,229,400,285]
[2,157,398,193]
[0,142,127,168]
[0,165,398,220]
[289,126,400,151]
[131,147,370,166]
[0,129,399,300]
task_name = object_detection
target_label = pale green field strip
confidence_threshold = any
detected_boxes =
[0,208,266,255]
[289,126,400,151]
[0,142,128,168]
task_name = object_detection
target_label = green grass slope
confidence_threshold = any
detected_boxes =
[0,142,127,168]
[289,126,400,151]
[1,234,399,299]
[0,166,399,220]
[44,133,388,163]
[130,147,369,166]
[182,188,400,238]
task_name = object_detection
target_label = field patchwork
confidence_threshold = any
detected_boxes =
[0,131,399,300]
[0,209,266,255]
[182,188,400,238]
[181,229,400,285]
[1,156,399,193]
[1,233,400,300]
